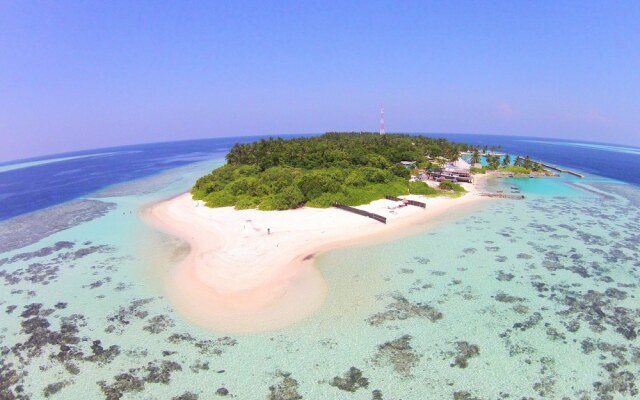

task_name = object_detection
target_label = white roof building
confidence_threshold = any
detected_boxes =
[444,158,471,172]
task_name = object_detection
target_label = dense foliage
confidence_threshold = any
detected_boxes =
[439,180,466,192]
[499,165,532,174]
[192,133,469,210]
[468,152,543,175]
[514,155,545,172]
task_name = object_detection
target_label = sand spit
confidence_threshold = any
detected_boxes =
[145,183,489,333]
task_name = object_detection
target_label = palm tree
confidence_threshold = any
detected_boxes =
[502,154,511,167]
[471,149,481,164]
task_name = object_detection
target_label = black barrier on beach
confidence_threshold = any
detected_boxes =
[384,195,427,208]
[332,204,387,224]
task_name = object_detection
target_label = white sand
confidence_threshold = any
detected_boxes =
[145,181,489,333]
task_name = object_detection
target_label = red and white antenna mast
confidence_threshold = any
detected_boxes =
[380,104,385,135]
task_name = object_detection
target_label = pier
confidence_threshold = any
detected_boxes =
[332,204,387,224]
[385,196,427,208]
[479,192,525,199]
[515,156,585,178]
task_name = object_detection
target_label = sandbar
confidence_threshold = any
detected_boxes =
[144,180,489,333]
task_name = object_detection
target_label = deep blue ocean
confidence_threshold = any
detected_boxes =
[0,133,638,221]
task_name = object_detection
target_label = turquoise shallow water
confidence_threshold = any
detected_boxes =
[1,159,639,399]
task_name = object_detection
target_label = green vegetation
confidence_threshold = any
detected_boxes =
[192,133,470,210]
[470,149,481,165]
[470,166,487,174]
[485,154,501,170]
[502,153,511,167]
[439,180,466,192]
[514,155,545,172]
[499,165,531,174]
[408,181,438,195]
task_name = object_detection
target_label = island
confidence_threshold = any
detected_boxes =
[192,132,470,210]
[145,133,492,333]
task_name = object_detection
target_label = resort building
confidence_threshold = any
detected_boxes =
[424,158,473,183]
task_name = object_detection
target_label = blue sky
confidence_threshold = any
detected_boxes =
[1,1,639,162]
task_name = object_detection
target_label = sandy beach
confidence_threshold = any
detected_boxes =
[145,181,489,333]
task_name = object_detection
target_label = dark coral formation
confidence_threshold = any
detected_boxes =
[494,292,526,303]
[172,392,199,400]
[496,271,515,281]
[5,241,74,263]
[329,367,369,392]
[166,333,237,355]
[0,242,114,286]
[1,301,125,398]
[450,341,480,369]
[532,356,557,397]
[0,358,27,400]
[189,360,210,373]
[0,200,116,253]
[143,314,175,334]
[372,335,420,377]
[512,312,543,332]
[268,371,303,400]
[98,360,182,399]
[557,289,638,340]
[106,298,155,333]
[43,380,72,398]
[593,370,638,399]
[367,294,442,326]
[453,391,481,400]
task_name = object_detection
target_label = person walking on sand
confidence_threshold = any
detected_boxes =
[267,228,271,235]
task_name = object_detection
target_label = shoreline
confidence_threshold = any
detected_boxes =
[143,180,492,333]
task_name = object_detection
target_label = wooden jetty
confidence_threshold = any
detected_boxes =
[515,156,584,178]
[385,195,426,208]
[479,192,525,199]
[332,204,387,224]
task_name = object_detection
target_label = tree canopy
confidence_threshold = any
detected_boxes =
[192,132,469,210]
